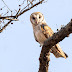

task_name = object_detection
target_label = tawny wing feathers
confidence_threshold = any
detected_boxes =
[40,24,68,58]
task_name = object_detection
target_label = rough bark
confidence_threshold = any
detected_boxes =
[39,20,72,72]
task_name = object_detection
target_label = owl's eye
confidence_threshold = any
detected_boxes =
[39,16,41,18]
[32,17,35,20]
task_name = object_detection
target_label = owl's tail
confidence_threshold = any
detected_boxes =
[50,43,68,59]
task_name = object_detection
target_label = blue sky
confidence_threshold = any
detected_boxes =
[0,0,72,72]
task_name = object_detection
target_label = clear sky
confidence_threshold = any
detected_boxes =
[0,0,72,72]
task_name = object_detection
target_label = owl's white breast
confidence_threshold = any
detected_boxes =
[34,25,47,46]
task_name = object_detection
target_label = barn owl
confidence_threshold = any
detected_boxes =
[30,12,68,59]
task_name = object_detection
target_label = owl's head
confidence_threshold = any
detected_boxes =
[30,12,44,26]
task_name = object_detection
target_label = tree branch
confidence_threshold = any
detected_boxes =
[0,0,44,32]
[39,20,72,72]
[17,0,44,17]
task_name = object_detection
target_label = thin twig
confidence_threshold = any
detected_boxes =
[17,0,44,17]
[3,11,9,16]
[2,0,11,11]
[5,18,19,21]
[0,0,44,32]
[20,2,31,13]
[0,20,12,32]
[15,8,21,18]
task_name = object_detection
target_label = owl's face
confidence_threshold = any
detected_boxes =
[30,12,44,26]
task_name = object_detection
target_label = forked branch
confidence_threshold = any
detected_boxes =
[0,0,44,32]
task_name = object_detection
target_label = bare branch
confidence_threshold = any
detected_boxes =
[17,0,44,17]
[2,0,11,11]
[0,16,18,21]
[15,8,21,18]
[39,20,72,72]
[0,0,44,32]
[4,18,19,21]
[0,16,15,19]
[0,20,12,33]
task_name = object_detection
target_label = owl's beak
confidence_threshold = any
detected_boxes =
[35,19,39,24]
[36,21,39,24]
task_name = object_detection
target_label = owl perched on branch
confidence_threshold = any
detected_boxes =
[30,12,68,59]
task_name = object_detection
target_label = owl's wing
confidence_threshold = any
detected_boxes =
[40,24,53,37]
[40,24,68,59]
[51,43,68,58]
